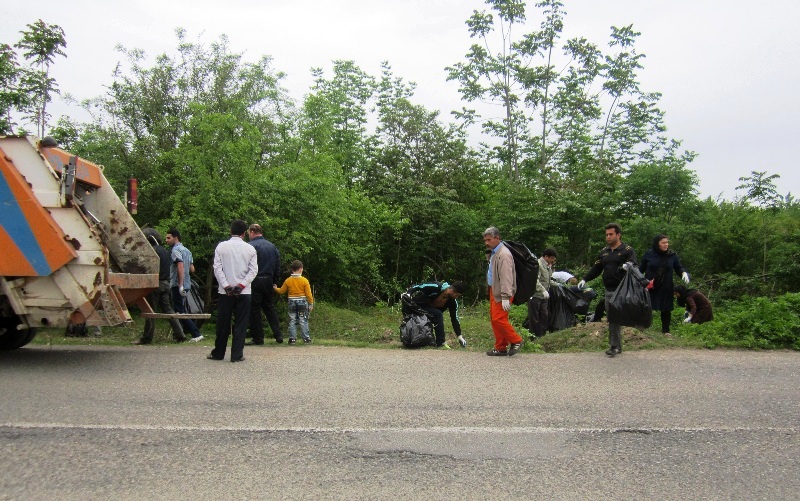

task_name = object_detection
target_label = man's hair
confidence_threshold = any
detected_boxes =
[248,224,263,235]
[449,281,466,294]
[542,248,558,258]
[290,260,303,272]
[483,226,500,238]
[605,223,622,235]
[167,228,181,240]
[231,219,248,236]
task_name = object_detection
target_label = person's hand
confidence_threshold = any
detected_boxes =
[179,285,186,296]
[683,315,693,324]
[457,335,467,348]
[501,299,511,311]
[578,280,586,289]
[542,290,550,300]
[308,303,314,312]
[224,286,234,296]
[682,272,690,284]
[231,284,245,296]
[622,262,633,271]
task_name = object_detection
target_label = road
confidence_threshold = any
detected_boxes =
[1,345,798,500]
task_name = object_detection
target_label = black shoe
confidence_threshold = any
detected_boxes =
[288,339,297,345]
[207,354,223,361]
[174,337,187,343]
[508,343,522,356]
[605,347,622,357]
[486,349,509,356]
[245,340,264,346]
[275,338,284,344]
[231,357,245,363]
[131,339,151,345]
[303,338,312,344]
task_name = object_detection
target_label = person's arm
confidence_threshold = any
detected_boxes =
[271,248,281,286]
[686,295,698,317]
[447,299,461,337]
[242,251,258,287]
[176,261,186,293]
[303,278,314,305]
[212,248,227,290]
[639,253,649,274]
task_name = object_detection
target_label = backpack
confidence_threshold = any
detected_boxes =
[501,240,539,305]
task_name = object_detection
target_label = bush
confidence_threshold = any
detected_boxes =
[679,293,800,350]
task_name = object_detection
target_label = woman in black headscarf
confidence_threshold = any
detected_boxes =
[639,234,690,336]
[673,285,714,324]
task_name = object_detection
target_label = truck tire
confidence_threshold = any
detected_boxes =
[0,316,38,350]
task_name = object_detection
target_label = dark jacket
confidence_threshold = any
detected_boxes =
[583,242,638,291]
[407,282,461,336]
[248,236,281,285]
[674,286,713,324]
[639,248,686,312]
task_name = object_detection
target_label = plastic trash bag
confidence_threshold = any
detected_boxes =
[607,268,653,328]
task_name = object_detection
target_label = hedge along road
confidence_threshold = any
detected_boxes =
[1,345,798,500]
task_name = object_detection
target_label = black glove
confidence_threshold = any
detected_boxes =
[231,284,244,296]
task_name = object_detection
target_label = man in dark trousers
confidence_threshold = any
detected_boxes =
[407,281,467,349]
[209,220,258,362]
[246,224,283,345]
[133,229,186,344]
[579,223,637,357]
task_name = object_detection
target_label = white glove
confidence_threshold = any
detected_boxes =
[457,335,467,348]
[501,299,511,311]
[578,280,586,289]
[682,272,690,284]
[683,315,693,324]
[542,290,550,300]
[622,262,633,271]
[179,285,186,296]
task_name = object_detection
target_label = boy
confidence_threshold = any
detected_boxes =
[274,260,314,344]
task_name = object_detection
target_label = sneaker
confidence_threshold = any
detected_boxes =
[457,335,467,348]
[288,339,297,345]
[189,335,204,343]
[486,349,509,356]
[131,339,150,345]
[275,337,284,344]
[303,338,312,344]
[663,332,672,337]
[605,347,622,357]
[508,343,522,356]
[438,343,451,350]
[174,337,187,343]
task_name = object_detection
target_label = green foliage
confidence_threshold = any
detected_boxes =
[677,293,800,350]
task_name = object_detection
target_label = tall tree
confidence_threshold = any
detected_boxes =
[736,170,782,277]
[14,19,66,137]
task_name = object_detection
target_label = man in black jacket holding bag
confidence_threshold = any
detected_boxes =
[578,223,637,357]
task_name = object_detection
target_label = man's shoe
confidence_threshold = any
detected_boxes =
[174,337,187,343]
[288,339,297,345]
[231,357,245,363]
[457,335,467,348]
[486,349,509,356]
[275,337,284,344]
[438,343,451,350]
[508,343,522,356]
[303,338,312,344]
[245,340,264,346]
[131,339,150,345]
[605,347,621,357]
[189,335,204,343]
[207,354,223,361]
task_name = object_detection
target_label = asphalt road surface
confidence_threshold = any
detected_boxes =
[1,345,798,500]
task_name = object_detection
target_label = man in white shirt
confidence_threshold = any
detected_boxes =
[208,220,258,363]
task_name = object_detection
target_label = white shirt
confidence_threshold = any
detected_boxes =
[552,271,574,283]
[213,236,258,294]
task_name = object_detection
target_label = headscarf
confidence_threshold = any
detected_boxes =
[652,234,674,256]
[673,285,698,308]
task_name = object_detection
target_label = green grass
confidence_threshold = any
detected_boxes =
[29,300,721,353]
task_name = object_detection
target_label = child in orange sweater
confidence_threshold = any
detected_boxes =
[273,260,314,344]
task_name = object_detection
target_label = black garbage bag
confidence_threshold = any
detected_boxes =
[548,285,578,332]
[399,293,435,348]
[607,268,653,328]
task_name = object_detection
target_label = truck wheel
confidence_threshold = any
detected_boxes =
[0,316,38,350]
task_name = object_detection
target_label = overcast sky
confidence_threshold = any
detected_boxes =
[3,0,798,200]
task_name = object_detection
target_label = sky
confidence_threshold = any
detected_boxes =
[2,0,798,200]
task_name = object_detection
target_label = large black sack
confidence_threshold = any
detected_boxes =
[548,285,578,332]
[399,293,435,348]
[607,268,653,328]
[502,240,539,305]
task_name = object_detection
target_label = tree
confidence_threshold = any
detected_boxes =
[14,19,66,137]
[736,170,782,278]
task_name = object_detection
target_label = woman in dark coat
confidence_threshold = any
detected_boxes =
[673,285,714,324]
[639,234,690,336]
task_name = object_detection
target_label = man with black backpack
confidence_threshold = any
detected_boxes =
[483,227,524,356]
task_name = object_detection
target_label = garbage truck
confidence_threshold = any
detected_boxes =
[0,134,186,349]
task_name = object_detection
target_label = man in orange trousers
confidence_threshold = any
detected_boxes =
[483,226,523,356]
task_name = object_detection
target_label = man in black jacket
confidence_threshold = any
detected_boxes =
[246,224,283,345]
[407,281,466,349]
[579,223,637,357]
